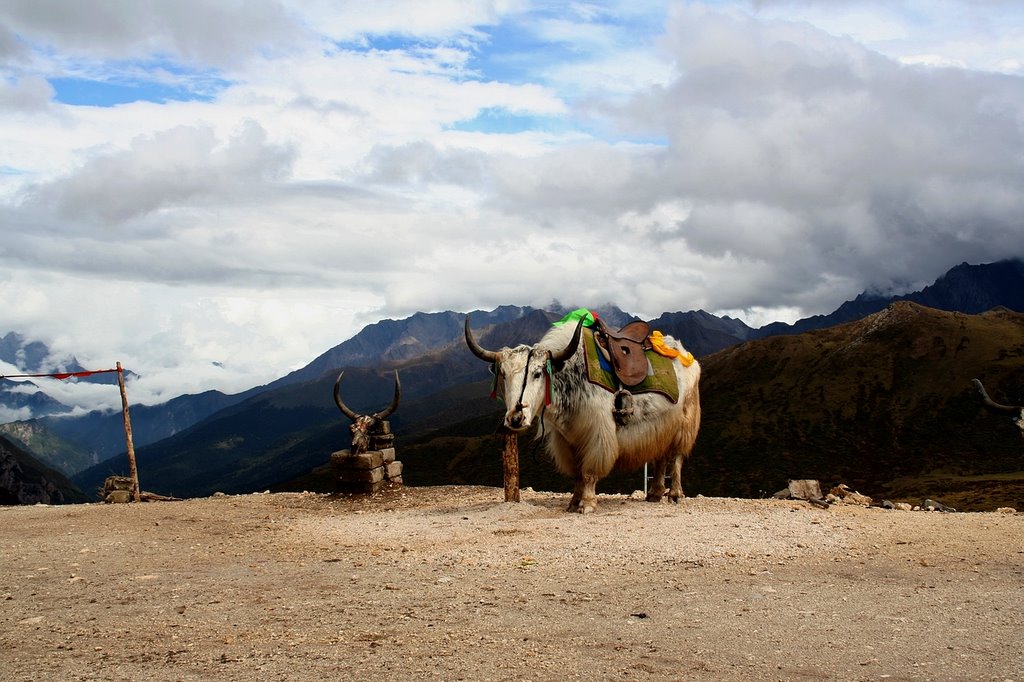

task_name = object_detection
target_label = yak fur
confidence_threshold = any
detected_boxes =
[488,322,701,514]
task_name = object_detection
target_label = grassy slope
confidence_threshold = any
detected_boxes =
[690,303,1024,509]
[0,434,89,504]
[0,421,97,476]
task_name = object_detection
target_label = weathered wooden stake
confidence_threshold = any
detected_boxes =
[116,362,141,502]
[502,429,520,503]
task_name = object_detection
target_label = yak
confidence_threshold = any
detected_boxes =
[465,315,701,513]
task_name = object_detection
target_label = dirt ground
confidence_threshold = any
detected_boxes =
[1,485,1022,681]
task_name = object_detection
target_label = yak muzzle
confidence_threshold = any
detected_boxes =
[505,406,530,431]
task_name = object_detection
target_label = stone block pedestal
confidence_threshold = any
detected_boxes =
[330,447,403,495]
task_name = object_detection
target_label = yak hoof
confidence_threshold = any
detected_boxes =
[568,500,596,514]
[645,491,665,503]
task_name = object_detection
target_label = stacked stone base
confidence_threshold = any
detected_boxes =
[331,447,404,495]
[102,476,135,503]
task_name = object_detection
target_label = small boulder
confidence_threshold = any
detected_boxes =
[922,498,956,512]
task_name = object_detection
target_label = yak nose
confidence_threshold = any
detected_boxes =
[507,404,529,430]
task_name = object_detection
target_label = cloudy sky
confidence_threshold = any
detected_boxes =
[2,0,1023,415]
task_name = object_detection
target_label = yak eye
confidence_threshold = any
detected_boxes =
[533,368,544,379]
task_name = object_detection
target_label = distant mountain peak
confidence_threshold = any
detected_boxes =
[755,258,1024,339]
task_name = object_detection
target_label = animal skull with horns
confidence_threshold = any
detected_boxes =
[334,370,401,454]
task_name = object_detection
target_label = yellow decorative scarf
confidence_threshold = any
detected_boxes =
[648,331,695,366]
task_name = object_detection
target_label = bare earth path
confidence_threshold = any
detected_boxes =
[2,486,1022,681]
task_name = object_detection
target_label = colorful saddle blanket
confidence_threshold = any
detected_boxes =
[581,327,679,403]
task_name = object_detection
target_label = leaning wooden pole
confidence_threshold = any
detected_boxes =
[502,428,521,503]
[116,362,141,502]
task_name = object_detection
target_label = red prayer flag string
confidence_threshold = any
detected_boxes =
[0,369,119,380]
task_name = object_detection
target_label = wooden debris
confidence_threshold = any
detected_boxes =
[138,491,182,502]
[828,484,873,506]
[102,476,180,503]
[774,479,829,508]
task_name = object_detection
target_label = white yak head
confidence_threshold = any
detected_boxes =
[465,316,583,432]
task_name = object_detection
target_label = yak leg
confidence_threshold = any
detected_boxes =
[666,451,684,503]
[566,471,599,514]
[646,457,668,502]
[549,422,611,514]
[567,476,584,512]
[547,430,585,512]
[577,473,599,514]
[668,384,700,504]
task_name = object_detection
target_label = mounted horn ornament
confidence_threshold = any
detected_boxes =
[334,370,401,454]
[972,378,1024,438]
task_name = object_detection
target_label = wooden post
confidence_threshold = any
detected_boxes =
[502,429,520,503]
[116,362,141,502]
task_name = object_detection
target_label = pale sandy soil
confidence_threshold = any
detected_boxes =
[1,486,1023,681]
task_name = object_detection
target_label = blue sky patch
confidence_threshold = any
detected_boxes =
[49,75,225,107]
[468,23,571,85]
[338,19,581,86]
[51,77,209,106]
[450,108,569,135]
[450,107,668,147]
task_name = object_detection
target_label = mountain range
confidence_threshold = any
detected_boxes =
[0,433,88,505]
[2,259,1023,508]
[1,332,126,422]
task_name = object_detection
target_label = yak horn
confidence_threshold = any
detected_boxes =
[334,371,360,421]
[549,319,584,367]
[374,370,401,420]
[972,378,1024,415]
[334,370,402,421]
[464,315,500,363]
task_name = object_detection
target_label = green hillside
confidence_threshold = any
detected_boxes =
[690,303,1024,509]
[0,421,99,475]
[1,434,89,505]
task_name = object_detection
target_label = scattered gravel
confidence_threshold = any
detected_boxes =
[2,486,1023,680]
